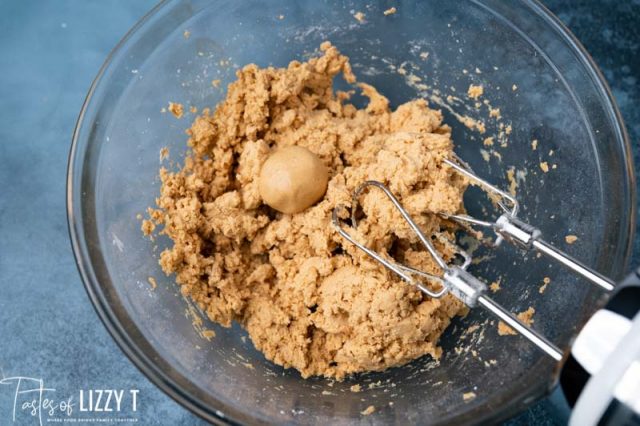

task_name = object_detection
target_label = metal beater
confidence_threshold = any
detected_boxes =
[438,154,614,292]
[332,180,563,360]
[332,154,616,361]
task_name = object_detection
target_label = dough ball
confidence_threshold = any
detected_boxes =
[258,146,329,214]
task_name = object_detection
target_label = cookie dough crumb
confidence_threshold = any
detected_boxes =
[475,67,482,74]
[242,362,255,370]
[512,84,518,91]
[458,115,486,133]
[190,106,198,114]
[147,276,157,289]
[467,84,484,99]
[211,79,221,88]
[383,7,397,15]
[539,161,549,173]
[565,235,578,244]
[136,213,143,220]
[361,405,375,416]
[203,330,216,340]
[183,30,190,39]
[278,14,285,20]
[498,307,535,335]
[159,147,169,162]
[490,280,501,293]
[463,392,477,401]
[168,102,184,118]
[531,139,538,151]
[539,277,551,294]
[505,125,512,135]
[497,321,516,336]
[368,381,383,390]
[141,219,155,235]
[506,166,517,196]
[483,137,494,147]
[350,384,362,393]
[518,307,535,326]
[466,324,480,334]
[489,107,501,119]
[353,11,366,22]
[420,51,429,60]
[321,390,333,395]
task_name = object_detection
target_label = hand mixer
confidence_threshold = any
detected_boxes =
[333,152,640,425]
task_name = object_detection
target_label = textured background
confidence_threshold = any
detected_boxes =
[0,0,637,424]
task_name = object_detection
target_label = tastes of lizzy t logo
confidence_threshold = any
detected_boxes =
[0,375,139,425]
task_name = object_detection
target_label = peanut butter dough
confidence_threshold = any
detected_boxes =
[144,42,468,379]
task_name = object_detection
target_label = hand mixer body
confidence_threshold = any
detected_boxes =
[564,267,640,425]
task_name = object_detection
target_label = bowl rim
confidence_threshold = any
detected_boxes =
[66,0,636,424]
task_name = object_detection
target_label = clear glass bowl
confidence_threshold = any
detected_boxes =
[68,0,635,424]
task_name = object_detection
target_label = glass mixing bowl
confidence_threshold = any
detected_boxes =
[68,0,635,424]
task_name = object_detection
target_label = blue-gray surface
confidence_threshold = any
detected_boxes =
[0,1,636,425]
